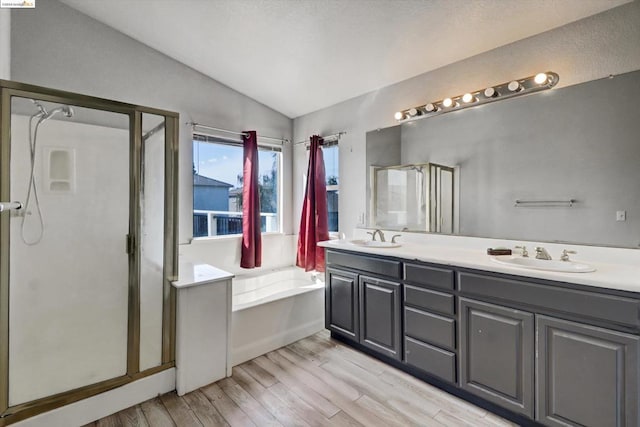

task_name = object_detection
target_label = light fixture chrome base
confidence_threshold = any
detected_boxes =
[395,72,559,122]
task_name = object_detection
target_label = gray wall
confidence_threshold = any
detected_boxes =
[9,0,293,243]
[292,1,640,242]
[399,71,640,247]
[0,9,9,80]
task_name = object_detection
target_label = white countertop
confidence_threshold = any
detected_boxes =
[319,240,640,294]
[172,262,234,289]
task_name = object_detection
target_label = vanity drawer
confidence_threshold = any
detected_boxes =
[458,272,640,328]
[405,307,456,350]
[404,263,455,290]
[405,337,456,383]
[405,285,455,315]
[326,250,402,279]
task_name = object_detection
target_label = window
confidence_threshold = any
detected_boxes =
[193,135,281,238]
[323,143,339,232]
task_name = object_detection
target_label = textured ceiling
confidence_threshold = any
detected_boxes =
[60,0,630,118]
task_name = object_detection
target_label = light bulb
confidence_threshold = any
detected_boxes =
[394,111,405,121]
[462,93,475,103]
[484,87,498,98]
[408,108,419,117]
[425,103,438,113]
[507,81,522,92]
[534,72,548,84]
[442,98,454,108]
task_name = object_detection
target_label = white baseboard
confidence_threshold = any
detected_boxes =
[232,319,324,366]
[14,369,176,427]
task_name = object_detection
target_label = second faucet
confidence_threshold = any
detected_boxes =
[367,229,386,242]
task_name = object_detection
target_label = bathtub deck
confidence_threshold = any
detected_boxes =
[88,330,515,426]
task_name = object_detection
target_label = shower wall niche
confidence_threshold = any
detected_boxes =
[0,80,179,424]
[44,147,75,193]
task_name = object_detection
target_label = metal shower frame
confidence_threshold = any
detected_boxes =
[0,79,179,426]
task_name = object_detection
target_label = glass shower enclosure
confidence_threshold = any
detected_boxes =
[372,162,457,233]
[0,80,178,423]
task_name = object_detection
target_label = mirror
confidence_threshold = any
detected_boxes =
[366,69,640,248]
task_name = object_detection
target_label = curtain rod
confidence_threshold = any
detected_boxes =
[293,131,347,145]
[188,122,289,144]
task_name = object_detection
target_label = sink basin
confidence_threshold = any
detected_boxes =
[350,239,401,248]
[490,256,596,273]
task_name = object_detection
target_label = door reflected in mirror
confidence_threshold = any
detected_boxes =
[373,163,458,233]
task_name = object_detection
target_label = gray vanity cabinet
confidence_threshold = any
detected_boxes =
[459,297,535,418]
[325,251,403,359]
[403,263,457,383]
[536,315,639,427]
[325,268,359,340]
[359,276,402,360]
[325,248,640,427]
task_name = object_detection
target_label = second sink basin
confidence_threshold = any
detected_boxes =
[350,239,401,248]
[490,256,596,273]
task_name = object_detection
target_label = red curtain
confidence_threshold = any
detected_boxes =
[296,135,329,272]
[241,131,262,268]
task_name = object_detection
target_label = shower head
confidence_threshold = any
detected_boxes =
[38,105,74,123]
[30,100,74,122]
[46,106,74,119]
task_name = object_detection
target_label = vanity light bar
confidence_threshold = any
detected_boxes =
[394,72,559,122]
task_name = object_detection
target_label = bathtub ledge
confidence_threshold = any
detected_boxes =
[172,262,234,289]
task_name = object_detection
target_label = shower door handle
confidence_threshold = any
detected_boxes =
[0,201,23,212]
[125,234,136,255]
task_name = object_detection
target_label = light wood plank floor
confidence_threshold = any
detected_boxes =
[87,330,516,426]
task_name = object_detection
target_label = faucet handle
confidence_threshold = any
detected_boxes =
[560,249,577,262]
[514,245,528,257]
[391,235,401,243]
[366,231,377,241]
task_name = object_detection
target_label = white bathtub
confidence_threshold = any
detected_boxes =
[231,266,325,366]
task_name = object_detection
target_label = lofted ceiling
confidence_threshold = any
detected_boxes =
[59,0,631,119]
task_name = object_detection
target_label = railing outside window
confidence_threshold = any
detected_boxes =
[193,210,278,237]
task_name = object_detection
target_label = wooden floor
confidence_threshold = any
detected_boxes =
[88,330,515,427]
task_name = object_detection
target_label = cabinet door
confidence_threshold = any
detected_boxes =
[359,275,402,360]
[459,298,534,418]
[325,268,359,340]
[537,315,639,427]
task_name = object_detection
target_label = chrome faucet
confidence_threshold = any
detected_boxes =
[535,247,552,260]
[560,249,577,262]
[515,245,529,258]
[366,229,386,242]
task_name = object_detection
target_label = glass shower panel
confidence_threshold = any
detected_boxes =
[375,168,407,228]
[374,165,428,230]
[8,97,130,405]
[139,113,165,371]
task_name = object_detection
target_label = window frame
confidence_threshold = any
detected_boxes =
[192,133,283,240]
[305,139,339,236]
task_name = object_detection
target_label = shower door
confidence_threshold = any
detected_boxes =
[6,95,131,407]
[0,81,178,421]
